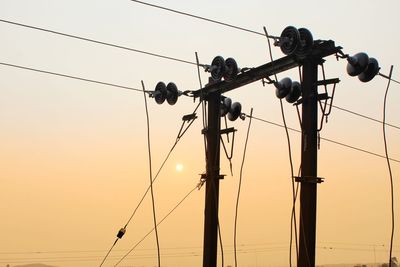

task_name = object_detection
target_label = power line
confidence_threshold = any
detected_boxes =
[244,114,400,164]
[234,108,253,267]
[129,0,265,36]
[2,20,398,133]
[330,104,400,131]
[127,1,400,88]
[98,103,199,265]
[0,19,199,66]
[141,81,161,267]
[379,72,400,85]
[264,25,299,266]
[3,57,397,166]
[2,18,399,133]
[382,66,395,267]
[0,62,142,92]
[114,184,200,266]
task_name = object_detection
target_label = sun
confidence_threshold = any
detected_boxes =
[175,163,184,172]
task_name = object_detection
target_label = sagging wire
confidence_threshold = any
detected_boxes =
[263,26,299,265]
[0,19,202,67]
[99,100,200,267]
[195,52,208,159]
[220,131,235,176]
[234,108,253,267]
[243,114,400,163]
[317,63,337,132]
[129,0,265,37]
[279,98,300,266]
[329,104,400,131]
[0,62,143,93]
[316,63,339,150]
[290,165,301,263]
[210,125,225,267]
[382,66,395,267]
[114,182,202,266]
[141,81,161,267]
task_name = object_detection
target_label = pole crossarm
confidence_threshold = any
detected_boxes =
[192,40,341,98]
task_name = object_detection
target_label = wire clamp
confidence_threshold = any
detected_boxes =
[294,176,324,184]
[116,228,126,239]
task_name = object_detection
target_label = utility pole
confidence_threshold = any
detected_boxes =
[190,38,340,267]
[202,90,222,267]
[297,57,321,267]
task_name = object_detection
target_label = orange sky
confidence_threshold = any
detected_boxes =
[0,1,399,267]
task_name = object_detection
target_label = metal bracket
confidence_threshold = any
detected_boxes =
[201,127,236,135]
[200,174,226,180]
[317,78,340,86]
[294,176,324,184]
[182,113,197,121]
[317,93,329,101]
[220,127,236,135]
[295,92,329,105]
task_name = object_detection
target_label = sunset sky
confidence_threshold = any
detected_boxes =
[0,0,399,266]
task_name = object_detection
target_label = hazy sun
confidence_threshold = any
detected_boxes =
[175,163,184,172]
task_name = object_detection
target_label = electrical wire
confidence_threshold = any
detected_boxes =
[114,184,200,266]
[0,61,143,92]
[379,72,400,85]
[195,52,208,158]
[0,19,199,67]
[99,102,200,266]
[330,104,400,131]
[280,98,299,267]
[264,26,299,266]
[234,108,253,267]
[129,0,264,36]
[141,81,161,267]
[382,66,395,267]
[99,239,119,267]
[2,59,399,134]
[127,1,400,89]
[243,114,400,164]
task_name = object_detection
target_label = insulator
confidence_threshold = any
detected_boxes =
[210,56,226,81]
[228,102,242,121]
[223,58,239,81]
[275,77,292,99]
[279,26,300,55]
[154,82,167,104]
[166,82,179,105]
[285,81,302,103]
[220,97,232,117]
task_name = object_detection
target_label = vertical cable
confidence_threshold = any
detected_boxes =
[264,26,299,265]
[234,108,253,267]
[141,81,161,267]
[382,66,395,267]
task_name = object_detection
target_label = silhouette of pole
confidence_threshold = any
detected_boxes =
[202,90,222,267]
[191,40,340,267]
[298,57,320,267]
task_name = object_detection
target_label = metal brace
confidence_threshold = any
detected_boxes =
[200,173,226,180]
[294,176,324,184]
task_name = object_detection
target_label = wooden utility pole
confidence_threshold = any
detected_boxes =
[193,40,340,267]
[202,91,222,267]
[297,58,320,267]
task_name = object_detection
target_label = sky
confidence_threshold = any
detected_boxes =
[0,0,399,266]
